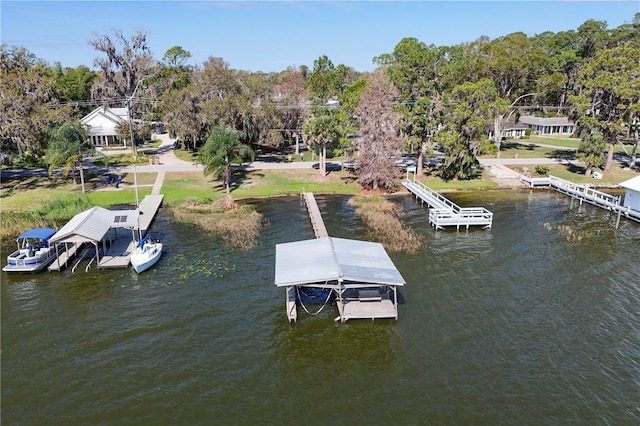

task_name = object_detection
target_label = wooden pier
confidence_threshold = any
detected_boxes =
[138,194,164,235]
[520,174,640,226]
[48,243,81,271]
[403,177,493,230]
[98,237,137,269]
[301,192,329,238]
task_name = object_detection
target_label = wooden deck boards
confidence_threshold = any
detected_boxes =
[138,194,164,234]
[337,299,398,321]
[302,192,328,238]
[98,239,136,269]
[48,243,81,271]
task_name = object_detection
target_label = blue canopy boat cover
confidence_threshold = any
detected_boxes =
[17,228,57,241]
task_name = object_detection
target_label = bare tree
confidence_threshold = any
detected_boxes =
[355,68,404,192]
[89,29,154,105]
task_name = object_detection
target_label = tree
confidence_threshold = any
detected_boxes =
[199,127,254,194]
[375,38,448,175]
[53,64,96,110]
[306,55,339,104]
[576,132,606,177]
[439,79,498,180]
[272,67,308,153]
[89,29,154,107]
[0,45,71,161]
[571,47,640,172]
[355,68,404,192]
[302,115,339,176]
[335,77,367,158]
[481,32,548,100]
[162,46,192,68]
[45,123,92,192]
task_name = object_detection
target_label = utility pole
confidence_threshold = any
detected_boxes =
[127,78,147,208]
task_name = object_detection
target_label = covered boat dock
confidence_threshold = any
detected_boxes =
[275,237,406,323]
[48,206,139,271]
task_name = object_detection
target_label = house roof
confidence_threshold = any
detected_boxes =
[619,175,640,192]
[274,237,406,287]
[80,106,129,136]
[504,123,529,130]
[49,206,138,244]
[519,116,574,126]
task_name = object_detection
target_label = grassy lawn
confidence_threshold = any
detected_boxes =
[231,169,362,198]
[508,162,636,185]
[161,172,218,205]
[522,135,581,149]
[173,149,200,164]
[417,170,499,191]
[482,142,576,160]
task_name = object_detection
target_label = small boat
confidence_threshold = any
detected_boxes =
[130,234,163,273]
[3,228,63,273]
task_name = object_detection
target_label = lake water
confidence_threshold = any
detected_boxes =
[2,191,639,425]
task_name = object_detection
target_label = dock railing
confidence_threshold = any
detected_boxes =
[404,178,460,211]
[404,176,493,229]
[549,176,621,209]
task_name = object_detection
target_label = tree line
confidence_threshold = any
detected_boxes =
[1,14,638,191]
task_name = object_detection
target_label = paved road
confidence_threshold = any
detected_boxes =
[1,133,626,179]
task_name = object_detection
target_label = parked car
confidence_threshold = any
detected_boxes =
[391,156,417,169]
[342,159,358,170]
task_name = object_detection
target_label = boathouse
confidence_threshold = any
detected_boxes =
[275,236,406,323]
[619,175,640,213]
[48,206,139,271]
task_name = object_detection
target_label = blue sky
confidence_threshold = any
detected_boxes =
[2,1,639,72]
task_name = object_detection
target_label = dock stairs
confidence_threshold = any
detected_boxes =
[402,177,493,230]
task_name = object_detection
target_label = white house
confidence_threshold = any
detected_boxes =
[503,123,529,138]
[519,116,576,136]
[80,107,129,147]
[619,175,640,213]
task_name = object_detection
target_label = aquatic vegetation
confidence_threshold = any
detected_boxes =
[543,222,597,243]
[348,195,423,254]
[164,253,236,285]
[170,195,264,250]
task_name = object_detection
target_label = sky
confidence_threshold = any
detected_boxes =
[2,1,639,73]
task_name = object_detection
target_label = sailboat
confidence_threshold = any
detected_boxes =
[125,83,163,273]
[130,234,162,273]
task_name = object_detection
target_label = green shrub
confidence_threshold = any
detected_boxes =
[535,165,550,175]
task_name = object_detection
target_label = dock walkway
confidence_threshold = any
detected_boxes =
[301,192,329,238]
[138,194,164,235]
[98,238,136,269]
[48,243,81,271]
[403,177,493,230]
[520,174,640,226]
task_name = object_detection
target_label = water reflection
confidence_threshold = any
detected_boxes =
[2,192,639,424]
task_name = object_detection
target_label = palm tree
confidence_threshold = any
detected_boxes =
[45,123,92,193]
[302,115,339,176]
[199,127,254,193]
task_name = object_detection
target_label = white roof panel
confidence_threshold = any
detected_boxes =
[274,237,405,287]
[619,175,640,192]
[50,206,139,244]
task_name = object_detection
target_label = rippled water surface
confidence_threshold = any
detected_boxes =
[2,191,639,424]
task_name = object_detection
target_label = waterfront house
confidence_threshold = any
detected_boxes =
[81,106,129,147]
[518,116,576,136]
